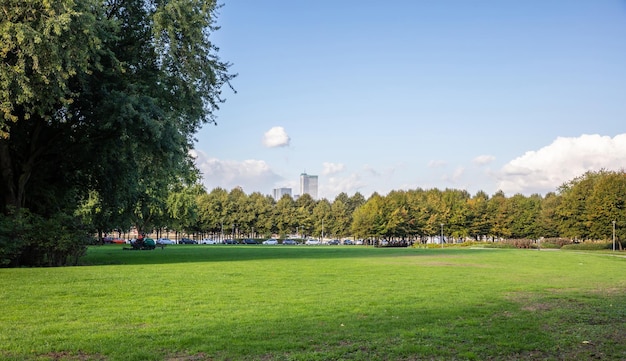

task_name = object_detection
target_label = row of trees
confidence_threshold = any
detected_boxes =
[115,170,625,246]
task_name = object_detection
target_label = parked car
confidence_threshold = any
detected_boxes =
[156,238,175,245]
[283,239,297,245]
[343,240,353,245]
[179,238,197,244]
[327,239,340,245]
[224,239,237,244]
[242,239,258,244]
[111,238,126,244]
[263,238,278,245]
[200,238,216,244]
[305,239,320,245]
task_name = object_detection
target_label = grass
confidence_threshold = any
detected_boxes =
[1,245,625,360]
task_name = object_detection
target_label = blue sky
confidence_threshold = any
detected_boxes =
[192,0,626,200]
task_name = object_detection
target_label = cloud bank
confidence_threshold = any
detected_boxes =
[496,134,626,195]
[192,133,626,200]
[473,155,495,166]
[322,162,345,176]
[191,150,283,193]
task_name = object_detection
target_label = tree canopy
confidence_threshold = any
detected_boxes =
[0,0,234,266]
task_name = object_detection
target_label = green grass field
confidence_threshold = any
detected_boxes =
[1,245,625,360]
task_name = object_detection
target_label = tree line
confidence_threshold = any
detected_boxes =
[112,170,625,246]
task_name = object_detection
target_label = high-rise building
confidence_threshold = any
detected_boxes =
[272,187,292,201]
[300,172,318,200]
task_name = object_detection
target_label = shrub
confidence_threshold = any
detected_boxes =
[483,242,516,249]
[0,209,92,267]
[541,238,573,249]
[561,241,612,251]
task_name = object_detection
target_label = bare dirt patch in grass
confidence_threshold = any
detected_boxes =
[164,352,211,361]
[41,351,106,361]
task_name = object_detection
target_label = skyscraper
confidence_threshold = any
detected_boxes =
[300,172,318,200]
[272,187,292,201]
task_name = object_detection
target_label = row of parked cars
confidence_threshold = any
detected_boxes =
[106,237,195,245]
[107,237,364,245]
[197,238,362,245]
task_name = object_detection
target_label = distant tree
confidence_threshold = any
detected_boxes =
[537,192,560,238]
[557,170,626,241]
[167,183,204,237]
[246,192,274,238]
[444,189,471,240]
[467,191,490,241]
[330,198,351,238]
[508,193,542,239]
[274,195,296,237]
[295,193,316,237]
[348,192,366,212]
[351,193,384,241]
[313,199,331,239]
[487,191,511,240]
[556,171,602,240]
[197,187,229,238]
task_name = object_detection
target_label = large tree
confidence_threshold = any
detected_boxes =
[0,0,234,266]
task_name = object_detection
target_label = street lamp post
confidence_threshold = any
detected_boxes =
[613,220,616,251]
[440,223,444,249]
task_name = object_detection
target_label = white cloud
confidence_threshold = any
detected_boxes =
[428,160,447,168]
[496,133,626,195]
[320,173,367,200]
[191,149,283,193]
[442,166,465,183]
[473,155,495,166]
[262,126,290,148]
[322,162,345,175]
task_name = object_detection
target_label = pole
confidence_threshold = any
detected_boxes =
[440,223,444,249]
[613,220,616,251]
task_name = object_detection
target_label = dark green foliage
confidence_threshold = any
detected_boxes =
[561,241,613,251]
[0,209,92,267]
[0,0,234,266]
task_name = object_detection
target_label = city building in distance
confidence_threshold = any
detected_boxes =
[272,187,292,201]
[300,172,318,200]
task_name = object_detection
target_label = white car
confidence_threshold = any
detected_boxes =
[305,239,320,245]
[262,238,278,245]
[200,238,216,244]
[156,238,175,245]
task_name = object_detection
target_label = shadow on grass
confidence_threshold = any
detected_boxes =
[80,245,483,266]
[13,289,625,361]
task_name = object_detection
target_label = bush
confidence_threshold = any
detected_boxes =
[483,242,516,249]
[541,238,573,249]
[561,241,612,251]
[0,209,92,267]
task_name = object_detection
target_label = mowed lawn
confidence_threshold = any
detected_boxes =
[1,246,625,361]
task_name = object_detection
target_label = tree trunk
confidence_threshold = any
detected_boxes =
[0,139,18,211]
